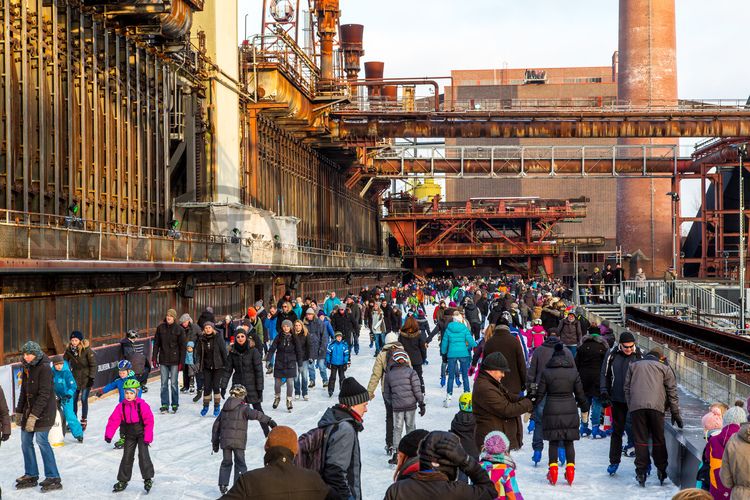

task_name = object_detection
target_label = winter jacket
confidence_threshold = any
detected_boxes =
[331,310,358,346]
[540,307,561,333]
[367,341,409,397]
[720,423,750,500]
[182,321,201,345]
[441,321,476,359]
[600,345,643,403]
[264,314,278,342]
[483,326,527,396]
[104,397,154,443]
[0,386,10,438]
[473,371,533,452]
[319,405,363,500]
[399,324,427,366]
[194,332,228,372]
[64,339,97,389]
[120,338,148,375]
[268,332,303,379]
[306,317,330,360]
[323,296,342,317]
[538,353,589,442]
[197,309,216,328]
[218,321,236,344]
[384,460,496,500]
[153,320,187,366]
[464,301,481,324]
[52,361,77,400]
[16,353,57,431]
[326,339,350,367]
[371,309,387,334]
[575,334,609,397]
[451,410,479,459]
[557,317,583,346]
[624,353,680,415]
[222,341,264,403]
[524,325,546,350]
[296,332,311,360]
[479,461,524,500]
[248,318,264,345]
[102,372,142,402]
[348,301,362,326]
[211,396,274,450]
[703,423,741,499]
[220,446,332,500]
[383,361,423,412]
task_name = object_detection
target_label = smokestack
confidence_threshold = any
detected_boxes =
[616,0,678,276]
[315,0,340,84]
[340,24,364,82]
[364,61,384,98]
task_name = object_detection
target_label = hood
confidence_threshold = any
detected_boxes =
[493,325,511,336]
[444,322,466,334]
[400,325,420,338]
[546,354,574,369]
[738,422,750,444]
[451,410,475,433]
[66,339,91,352]
[541,337,561,348]
[318,405,363,432]
[54,360,72,374]
[581,334,609,348]
[222,397,244,412]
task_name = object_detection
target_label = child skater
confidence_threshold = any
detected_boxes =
[104,379,154,493]
[51,356,84,442]
[479,431,524,499]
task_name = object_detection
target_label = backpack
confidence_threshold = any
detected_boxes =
[294,423,338,472]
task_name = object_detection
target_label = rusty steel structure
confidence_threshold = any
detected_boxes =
[383,194,585,274]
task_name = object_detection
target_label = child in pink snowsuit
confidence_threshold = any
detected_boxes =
[523,320,546,355]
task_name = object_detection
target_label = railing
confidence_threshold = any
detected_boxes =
[247,30,322,98]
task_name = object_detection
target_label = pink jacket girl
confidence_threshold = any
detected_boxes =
[523,322,546,352]
[105,398,154,444]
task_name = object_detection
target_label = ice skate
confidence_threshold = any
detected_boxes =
[192,390,202,402]
[636,471,647,487]
[114,437,125,449]
[272,395,280,409]
[200,405,209,416]
[219,485,228,494]
[159,406,168,414]
[579,422,591,437]
[15,475,38,489]
[113,481,128,492]
[657,469,668,485]
[565,463,575,485]
[531,450,542,466]
[171,404,179,414]
[213,404,221,417]
[547,464,558,485]
[39,478,62,492]
[591,425,607,439]
[286,397,293,412]
[607,463,619,475]
[144,479,153,493]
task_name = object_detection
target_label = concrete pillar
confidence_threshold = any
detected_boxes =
[617,0,677,277]
[192,1,241,203]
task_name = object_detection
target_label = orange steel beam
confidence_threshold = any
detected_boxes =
[412,242,560,257]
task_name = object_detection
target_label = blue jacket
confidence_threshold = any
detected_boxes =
[323,297,342,317]
[264,315,278,341]
[293,303,303,319]
[102,371,142,402]
[441,321,477,359]
[52,361,77,399]
[326,339,350,366]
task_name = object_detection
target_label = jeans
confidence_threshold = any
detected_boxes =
[446,356,471,395]
[308,358,328,384]
[218,448,247,486]
[565,345,577,358]
[159,364,180,407]
[294,360,309,397]
[532,396,546,451]
[587,396,602,427]
[373,333,385,355]
[21,430,59,479]
[73,387,90,420]
[393,410,416,452]
[60,397,83,439]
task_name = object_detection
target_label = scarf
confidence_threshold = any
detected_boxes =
[479,451,516,470]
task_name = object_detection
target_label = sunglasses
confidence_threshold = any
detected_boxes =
[620,344,635,350]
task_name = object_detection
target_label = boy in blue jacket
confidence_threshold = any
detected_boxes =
[52,357,84,442]
[95,360,141,448]
[325,331,350,397]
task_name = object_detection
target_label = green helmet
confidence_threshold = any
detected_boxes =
[123,379,141,392]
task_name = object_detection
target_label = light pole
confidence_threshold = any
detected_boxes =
[666,191,680,275]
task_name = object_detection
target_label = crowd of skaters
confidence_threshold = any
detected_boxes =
[0,275,749,499]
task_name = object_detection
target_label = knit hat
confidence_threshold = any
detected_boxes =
[166,309,178,320]
[186,341,195,348]
[701,407,724,433]
[205,307,214,314]
[203,321,215,329]
[255,300,263,308]
[306,308,316,315]
[317,310,326,318]
[392,350,410,364]
[334,331,343,338]
[21,341,43,358]
[648,347,664,358]
[70,330,84,341]
[482,352,511,372]
[246,308,257,320]
[265,426,299,456]
[619,331,636,344]
[229,384,247,399]
[281,319,293,330]
[179,313,192,324]
[384,332,399,345]
[398,429,429,458]
[723,401,747,426]
[338,377,370,407]
[482,431,510,455]
[553,342,566,356]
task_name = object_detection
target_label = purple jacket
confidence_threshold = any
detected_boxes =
[705,423,741,499]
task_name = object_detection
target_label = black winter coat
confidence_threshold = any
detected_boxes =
[120,338,148,375]
[268,332,303,379]
[384,462,496,500]
[331,310,358,345]
[399,326,427,366]
[64,340,97,389]
[464,302,481,324]
[600,346,643,403]
[575,334,609,397]
[306,317,329,360]
[538,353,589,442]
[16,354,57,431]
[295,332,311,360]
[153,320,186,366]
[275,310,298,335]
[540,307,561,332]
[557,318,583,346]
[211,396,274,450]
[482,326,527,396]
[450,410,479,459]
[222,341,264,403]
[195,332,228,372]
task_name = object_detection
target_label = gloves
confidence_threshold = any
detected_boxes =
[433,434,470,469]
[95,390,103,398]
[672,414,684,429]
[418,402,426,417]
[14,413,23,427]
[86,378,95,389]
[105,437,112,444]
[599,392,611,408]
[24,414,38,433]
[468,366,476,377]
[1,432,10,442]
[268,420,278,429]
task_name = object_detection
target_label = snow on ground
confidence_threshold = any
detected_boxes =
[0,307,680,499]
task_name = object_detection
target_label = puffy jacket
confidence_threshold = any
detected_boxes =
[529,337,574,384]
[600,345,643,403]
[371,309,387,334]
[383,361,423,412]
[295,332,311,360]
[624,354,680,415]
[441,321,476,359]
[524,325,546,349]
[195,332,228,372]
[52,361,77,399]
[263,314,278,342]
[482,326,527,396]
[464,301,481,324]
[268,332,303,379]
[64,340,97,389]
[16,354,57,431]
[120,338,148,375]
[102,372,142,402]
[399,325,427,366]
[331,310,358,346]
[720,423,750,500]
[222,341,264,403]
[305,317,329,360]
[323,296,342,317]
[182,321,201,345]
[538,352,589,441]
[0,386,10,437]
[105,397,154,443]
[473,370,533,452]
[704,423,741,499]
[575,334,609,397]
[326,340,350,366]
[153,320,186,366]
[450,410,479,459]
[318,405,363,500]
[211,396,274,450]
[557,317,583,346]
[367,341,409,397]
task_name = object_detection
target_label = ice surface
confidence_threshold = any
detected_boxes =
[0,308,681,499]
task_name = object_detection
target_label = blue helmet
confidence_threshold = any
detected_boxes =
[117,360,132,370]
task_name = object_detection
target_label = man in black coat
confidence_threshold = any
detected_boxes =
[575,332,610,437]
[15,341,61,491]
[152,308,186,413]
[331,305,358,354]
[275,301,298,336]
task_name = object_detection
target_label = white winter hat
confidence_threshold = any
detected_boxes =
[385,332,399,345]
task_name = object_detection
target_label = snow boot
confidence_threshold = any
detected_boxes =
[192,390,203,403]
[144,479,153,493]
[532,450,542,466]
[592,425,607,439]
[113,481,128,493]
[423,359,429,365]
[303,395,309,401]
[580,422,592,437]
[657,469,668,485]
[527,419,535,434]
[558,447,566,465]
[15,475,38,489]
[294,394,300,400]
[171,404,179,414]
[273,395,280,409]
[159,406,168,414]
[607,463,619,475]
[39,478,62,492]
[286,397,293,413]
[266,366,273,375]
[81,418,87,431]
[636,471,647,487]
[565,463,575,485]
[115,437,125,449]
[200,405,209,417]
[547,464,558,485]
[219,485,228,495]
[213,404,221,417]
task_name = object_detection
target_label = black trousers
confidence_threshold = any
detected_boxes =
[631,409,668,474]
[248,400,270,437]
[413,364,425,394]
[202,369,222,402]
[548,440,575,465]
[327,365,347,395]
[470,322,481,340]
[385,400,394,449]
[117,436,154,482]
[609,401,629,465]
